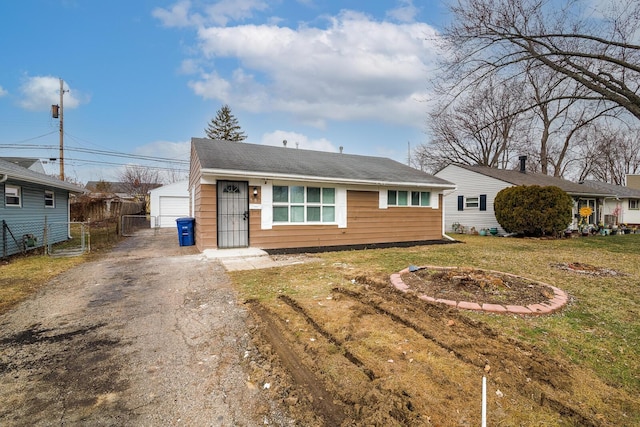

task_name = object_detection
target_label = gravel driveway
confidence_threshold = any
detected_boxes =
[0,228,291,426]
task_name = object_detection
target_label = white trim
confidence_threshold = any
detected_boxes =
[199,168,455,189]
[261,182,273,230]
[336,187,347,228]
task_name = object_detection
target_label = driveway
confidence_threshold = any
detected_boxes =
[0,228,291,426]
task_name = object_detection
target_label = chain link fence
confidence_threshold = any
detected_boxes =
[1,220,90,259]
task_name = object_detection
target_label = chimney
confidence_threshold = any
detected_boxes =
[519,155,527,173]
[283,140,287,147]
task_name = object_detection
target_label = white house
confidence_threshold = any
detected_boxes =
[580,180,640,226]
[435,162,609,235]
[149,181,190,228]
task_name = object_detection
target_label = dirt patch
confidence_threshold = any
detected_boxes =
[399,267,556,306]
[551,262,626,276]
[242,269,637,426]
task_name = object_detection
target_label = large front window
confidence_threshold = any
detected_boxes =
[273,185,336,223]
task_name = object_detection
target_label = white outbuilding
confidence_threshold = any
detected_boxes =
[149,180,190,228]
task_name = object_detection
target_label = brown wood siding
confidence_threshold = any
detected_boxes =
[195,184,217,251]
[249,190,443,250]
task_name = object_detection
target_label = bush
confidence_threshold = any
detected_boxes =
[494,185,573,237]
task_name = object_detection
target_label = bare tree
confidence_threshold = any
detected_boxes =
[118,165,162,200]
[521,66,620,177]
[442,0,640,120]
[417,78,527,172]
[583,128,640,184]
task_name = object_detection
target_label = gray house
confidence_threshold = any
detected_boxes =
[1,158,85,257]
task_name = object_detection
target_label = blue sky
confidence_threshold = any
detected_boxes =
[0,0,451,184]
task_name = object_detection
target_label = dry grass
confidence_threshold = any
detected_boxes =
[0,221,123,315]
[232,234,640,425]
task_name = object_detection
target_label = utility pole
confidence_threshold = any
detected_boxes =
[58,78,66,181]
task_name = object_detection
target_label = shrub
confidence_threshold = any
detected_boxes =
[494,185,573,237]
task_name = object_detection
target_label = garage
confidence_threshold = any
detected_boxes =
[149,181,190,228]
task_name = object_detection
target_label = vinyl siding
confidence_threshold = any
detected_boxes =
[1,180,70,257]
[436,165,511,234]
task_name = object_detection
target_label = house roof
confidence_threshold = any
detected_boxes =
[192,138,455,188]
[0,158,86,193]
[450,164,610,197]
[580,180,640,199]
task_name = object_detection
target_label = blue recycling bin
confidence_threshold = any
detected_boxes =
[176,217,195,246]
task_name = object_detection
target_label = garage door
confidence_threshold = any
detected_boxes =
[159,196,190,228]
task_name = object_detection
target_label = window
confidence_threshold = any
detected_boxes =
[630,199,639,210]
[5,185,21,207]
[458,194,487,210]
[388,190,431,207]
[45,190,55,208]
[465,197,479,208]
[272,185,336,223]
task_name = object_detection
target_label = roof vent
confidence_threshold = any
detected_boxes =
[283,140,287,147]
[339,146,343,154]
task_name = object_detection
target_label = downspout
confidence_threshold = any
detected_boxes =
[0,174,8,183]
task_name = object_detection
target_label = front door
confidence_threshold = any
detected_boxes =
[217,180,249,248]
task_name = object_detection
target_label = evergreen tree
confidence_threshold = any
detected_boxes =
[204,104,247,142]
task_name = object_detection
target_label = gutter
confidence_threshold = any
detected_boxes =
[0,174,7,183]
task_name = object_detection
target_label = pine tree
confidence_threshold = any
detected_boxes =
[204,104,247,142]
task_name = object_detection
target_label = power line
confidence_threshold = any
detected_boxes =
[0,144,189,164]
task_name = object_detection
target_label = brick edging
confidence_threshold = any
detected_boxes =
[390,267,568,316]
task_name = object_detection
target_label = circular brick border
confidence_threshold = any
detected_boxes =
[390,266,568,315]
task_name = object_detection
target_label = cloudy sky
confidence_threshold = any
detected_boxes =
[0,0,451,184]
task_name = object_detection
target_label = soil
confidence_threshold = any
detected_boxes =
[399,267,556,306]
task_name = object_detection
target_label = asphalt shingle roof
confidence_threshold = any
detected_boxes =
[0,158,86,193]
[192,138,455,188]
[581,180,640,198]
[452,164,610,197]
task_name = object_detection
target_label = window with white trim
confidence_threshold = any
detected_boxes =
[5,185,21,207]
[273,185,336,223]
[45,190,55,208]
[630,199,639,210]
[388,190,431,207]
[465,197,479,208]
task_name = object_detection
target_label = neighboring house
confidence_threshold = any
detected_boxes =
[1,158,86,258]
[435,161,610,235]
[149,180,190,228]
[0,157,48,174]
[85,181,162,200]
[189,139,455,251]
[579,180,640,226]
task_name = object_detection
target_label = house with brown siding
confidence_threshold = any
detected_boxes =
[189,138,456,251]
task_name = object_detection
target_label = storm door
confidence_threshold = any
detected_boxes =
[217,181,249,248]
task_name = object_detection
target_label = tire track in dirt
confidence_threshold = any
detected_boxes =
[247,301,348,427]
[332,286,601,427]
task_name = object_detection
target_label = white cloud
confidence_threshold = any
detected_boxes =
[203,0,269,26]
[386,0,419,23]
[260,130,337,152]
[185,10,441,128]
[18,76,85,111]
[152,0,201,28]
[153,0,269,28]
[0,85,7,97]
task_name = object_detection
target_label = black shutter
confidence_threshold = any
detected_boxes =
[457,195,464,211]
[480,194,487,211]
